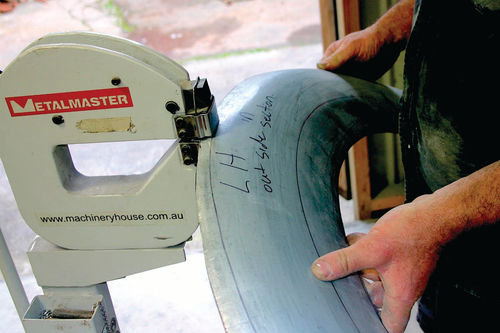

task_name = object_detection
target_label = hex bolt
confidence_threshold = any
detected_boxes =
[52,115,64,125]
[111,77,121,86]
[181,144,193,157]
[178,128,187,139]
[165,101,180,114]
[175,117,185,128]
[183,155,194,165]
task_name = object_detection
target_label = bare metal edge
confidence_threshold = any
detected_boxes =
[197,69,400,333]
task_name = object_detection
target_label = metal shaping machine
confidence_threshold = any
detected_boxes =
[0,32,400,332]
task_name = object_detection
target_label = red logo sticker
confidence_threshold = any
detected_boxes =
[5,87,134,117]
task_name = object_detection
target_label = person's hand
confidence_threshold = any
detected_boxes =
[317,26,405,81]
[345,232,385,310]
[311,198,443,333]
[317,0,416,80]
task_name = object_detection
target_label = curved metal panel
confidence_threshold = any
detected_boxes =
[198,69,401,332]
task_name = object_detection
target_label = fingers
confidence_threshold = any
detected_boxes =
[317,46,351,71]
[347,233,382,281]
[320,40,341,61]
[346,232,366,245]
[317,30,367,71]
[380,293,413,333]
[363,279,384,308]
[311,242,376,281]
[362,267,381,281]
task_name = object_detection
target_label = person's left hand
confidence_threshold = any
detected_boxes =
[311,198,443,333]
[317,27,404,81]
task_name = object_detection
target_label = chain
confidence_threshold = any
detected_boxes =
[99,302,119,333]
[99,303,111,333]
[40,309,53,319]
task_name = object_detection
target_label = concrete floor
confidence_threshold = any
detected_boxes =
[0,1,422,332]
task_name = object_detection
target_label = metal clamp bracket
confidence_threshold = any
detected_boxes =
[174,77,219,165]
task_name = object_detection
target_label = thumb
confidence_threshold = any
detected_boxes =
[311,243,373,281]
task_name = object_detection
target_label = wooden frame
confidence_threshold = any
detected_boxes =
[319,0,405,220]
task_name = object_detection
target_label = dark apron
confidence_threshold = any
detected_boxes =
[399,0,500,331]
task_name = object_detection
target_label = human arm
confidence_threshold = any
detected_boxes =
[311,160,500,333]
[317,0,415,80]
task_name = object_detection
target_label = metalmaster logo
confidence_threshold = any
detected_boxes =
[5,87,134,117]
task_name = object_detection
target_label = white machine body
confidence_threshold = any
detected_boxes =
[0,32,217,250]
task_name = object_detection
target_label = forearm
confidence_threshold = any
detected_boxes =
[411,160,500,247]
[369,0,415,45]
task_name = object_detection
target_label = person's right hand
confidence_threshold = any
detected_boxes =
[317,26,406,81]
[311,199,443,333]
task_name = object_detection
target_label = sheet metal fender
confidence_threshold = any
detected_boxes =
[197,69,401,333]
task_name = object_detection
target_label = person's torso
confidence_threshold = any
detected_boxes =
[401,0,500,194]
